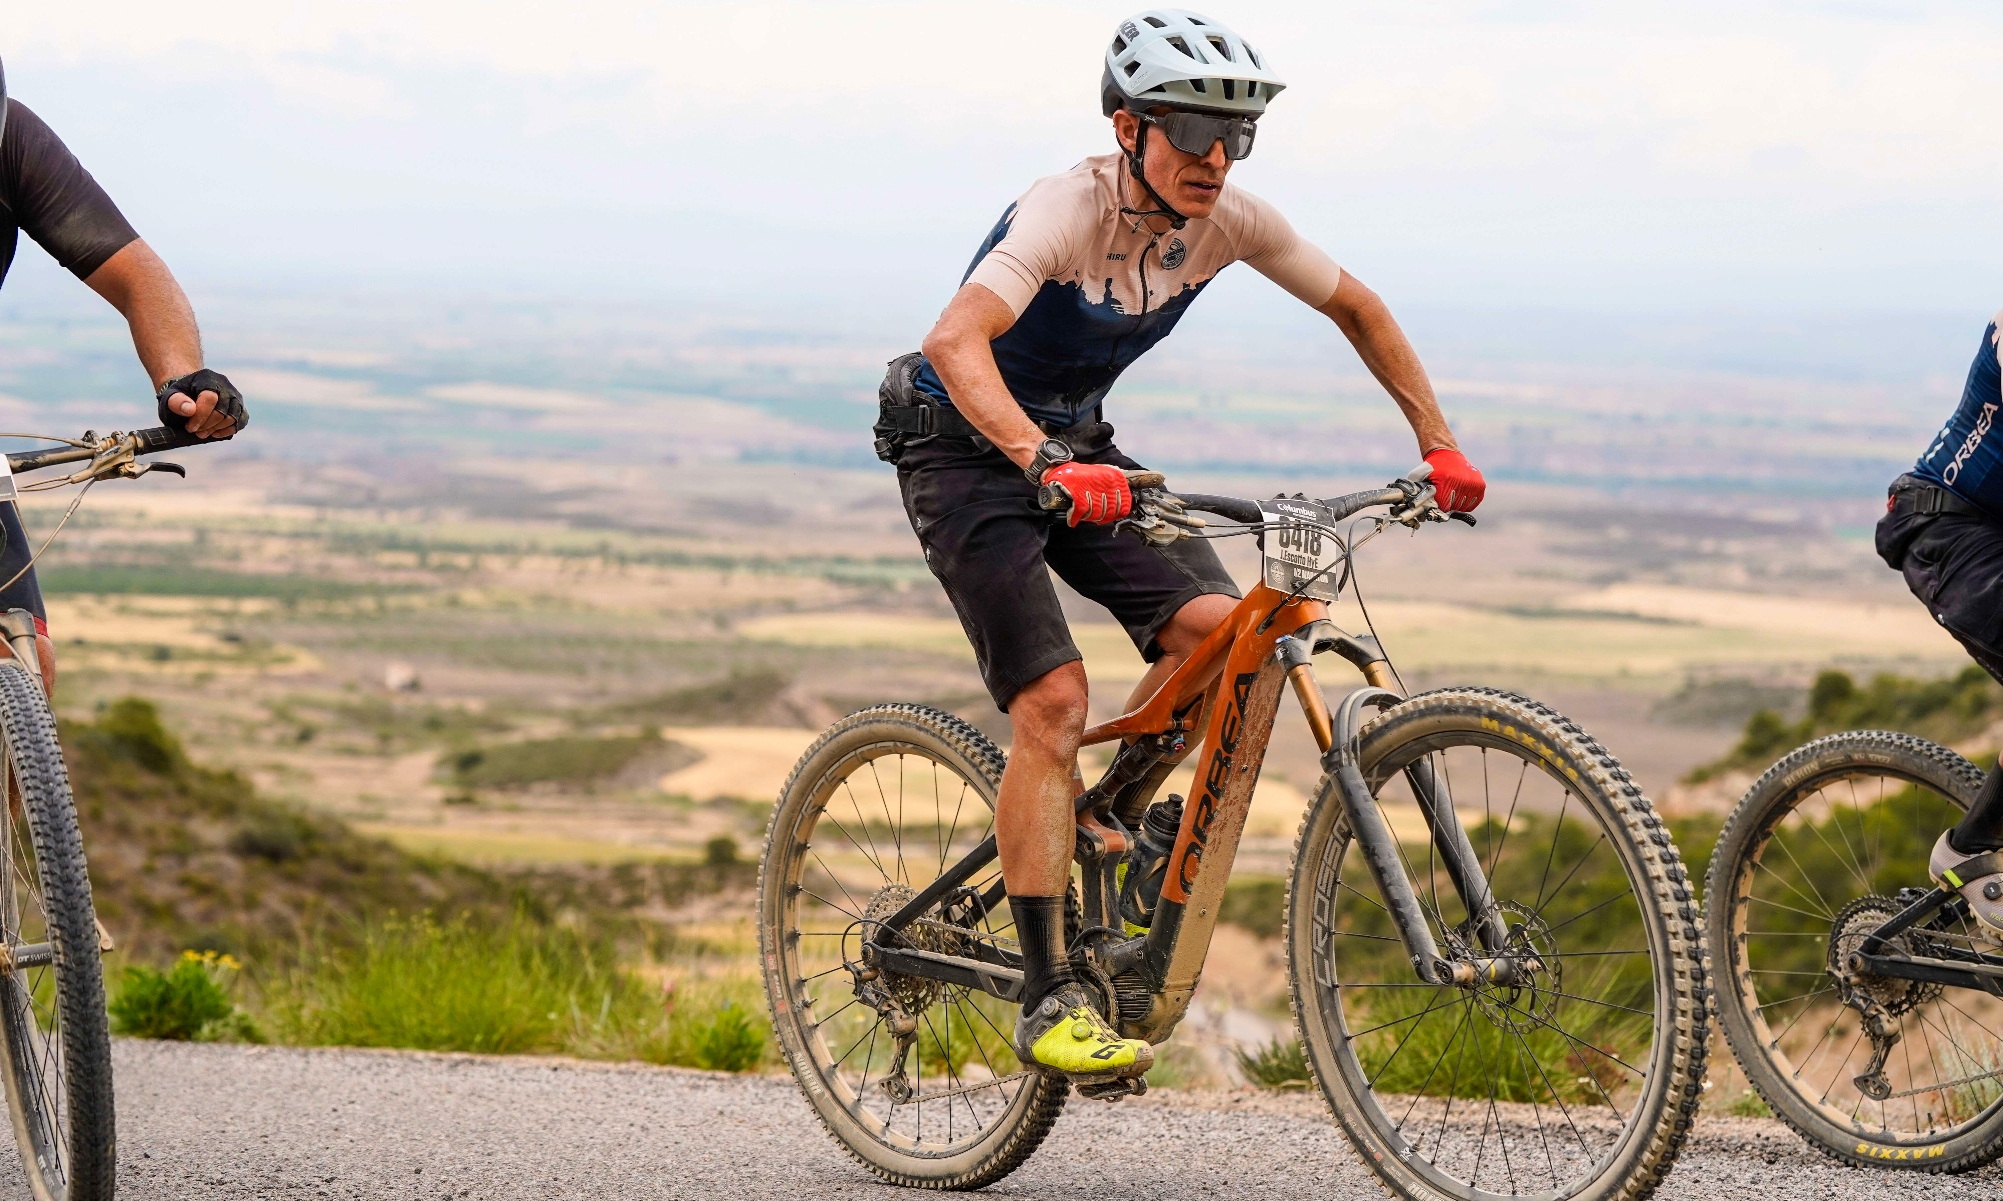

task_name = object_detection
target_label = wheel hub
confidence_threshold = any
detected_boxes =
[1447,901,1561,1033]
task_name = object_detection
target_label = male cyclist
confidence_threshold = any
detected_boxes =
[1878,310,2003,932]
[876,11,1485,1087]
[0,59,247,687]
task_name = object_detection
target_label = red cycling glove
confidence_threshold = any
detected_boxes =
[1423,448,1486,513]
[1041,462,1133,527]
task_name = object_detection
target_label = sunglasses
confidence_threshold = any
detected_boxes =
[1137,110,1258,161]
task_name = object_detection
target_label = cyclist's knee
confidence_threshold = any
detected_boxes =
[1156,592,1237,657]
[1007,662,1088,754]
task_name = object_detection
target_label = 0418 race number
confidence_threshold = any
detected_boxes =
[1258,498,1342,602]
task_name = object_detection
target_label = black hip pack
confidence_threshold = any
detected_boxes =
[1877,473,1991,569]
[873,353,987,464]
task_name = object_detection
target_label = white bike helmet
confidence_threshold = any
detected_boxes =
[1101,10,1286,118]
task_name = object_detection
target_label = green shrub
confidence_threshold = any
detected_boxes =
[687,1001,765,1072]
[601,669,791,725]
[1235,1037,1311,1087]
[444,732,666,789]
[1688,666,2003,782]
[95,697,184,774]
[703,836,739,867]
[110,950,260,1041]
[628,975,771,1072]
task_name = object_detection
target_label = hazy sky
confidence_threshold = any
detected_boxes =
[7,1,2000,326]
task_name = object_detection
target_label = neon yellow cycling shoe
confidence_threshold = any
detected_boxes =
[1013,984,1153,1082]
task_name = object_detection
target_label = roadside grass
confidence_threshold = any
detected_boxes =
[1236,1037,1311,1088]
[257,912,769,1071]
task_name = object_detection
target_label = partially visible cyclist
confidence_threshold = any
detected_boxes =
[1877,309,2003,930]
[875,10,1486,1087]
[0,57,248,689]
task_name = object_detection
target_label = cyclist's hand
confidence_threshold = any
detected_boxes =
[156,369,249,440]
[1042,462,1132,527]
[1423,447,1485,513]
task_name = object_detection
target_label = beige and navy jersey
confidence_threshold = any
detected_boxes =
[914,153,1343,427]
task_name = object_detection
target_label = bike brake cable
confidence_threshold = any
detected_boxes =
[1344,514,1407,696]
[0,480,96,596]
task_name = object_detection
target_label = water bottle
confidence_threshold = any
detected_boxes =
[1118,794,1184,930]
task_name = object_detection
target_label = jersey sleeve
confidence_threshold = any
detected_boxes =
[1224,187,1343,308]
[963,175,1092,317]
[0,102,140,280]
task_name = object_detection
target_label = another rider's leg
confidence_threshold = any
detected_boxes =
[1893,512,2003,922]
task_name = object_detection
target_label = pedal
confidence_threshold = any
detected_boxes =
[1074,1075,1148,1103]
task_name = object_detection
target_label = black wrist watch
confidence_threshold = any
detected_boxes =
[1024,438,1074,483]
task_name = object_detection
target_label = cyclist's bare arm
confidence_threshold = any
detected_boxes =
[1318,272,1457,455]
[920,283,1048,468]
[84,241,235,439]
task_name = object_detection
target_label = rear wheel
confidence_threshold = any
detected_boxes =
[1705,730,2003,1172]
[0,661,115,1201]
[759,704,1064,1190]
[1288,688,1706,1201]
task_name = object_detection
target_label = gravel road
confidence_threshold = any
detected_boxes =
[10,1040,1997,1200]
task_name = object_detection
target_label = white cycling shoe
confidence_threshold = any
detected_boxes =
[1929,831,2003,941]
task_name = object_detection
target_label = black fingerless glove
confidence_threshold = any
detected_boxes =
[155,369,249,435]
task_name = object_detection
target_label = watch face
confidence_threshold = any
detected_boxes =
[1040,439,1073,465]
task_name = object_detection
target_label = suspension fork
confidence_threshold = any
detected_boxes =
[1279,637,1510,982]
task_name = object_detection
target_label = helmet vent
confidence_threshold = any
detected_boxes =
[1112,35,1127,54]
[1165,35,1200,61]
[1206,36,1233,62]
[1221,79,1236,100]
[1124,60,1141,77]
[1247,81,1259,98]
[1188,77,1207,93]
[1143,15,1167,28]
[1244,43,1264,70]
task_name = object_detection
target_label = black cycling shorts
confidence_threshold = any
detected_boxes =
[1878,503,2003,683]
[897,421,1240,710]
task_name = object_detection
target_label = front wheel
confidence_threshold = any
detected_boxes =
[1705,730,2003,1172]
[1288,687,1707,1201]
[0,661,115,1200]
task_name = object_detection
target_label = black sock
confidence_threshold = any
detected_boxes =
[1012,894,1075,1014]
[1950,763,2003,855]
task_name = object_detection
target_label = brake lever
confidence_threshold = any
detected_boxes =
[1449,511,1476,527]
[115,460,185,480]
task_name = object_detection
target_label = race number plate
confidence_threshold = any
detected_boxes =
[1258,498,1341,602]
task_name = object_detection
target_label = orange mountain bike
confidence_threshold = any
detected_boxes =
[759,467,1707,1201]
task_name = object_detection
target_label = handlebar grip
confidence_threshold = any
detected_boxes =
[133,425,213,453]
[1036,482,1070,511]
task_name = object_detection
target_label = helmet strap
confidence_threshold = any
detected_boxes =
[1119,119,1187,232]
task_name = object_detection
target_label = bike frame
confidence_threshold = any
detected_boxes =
[866,578,1510,1043]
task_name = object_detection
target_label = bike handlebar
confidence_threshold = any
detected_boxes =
[4,425,212,476]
